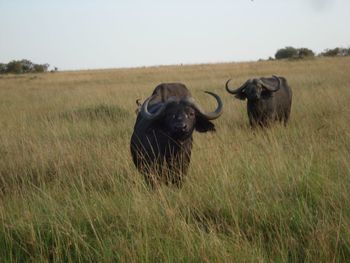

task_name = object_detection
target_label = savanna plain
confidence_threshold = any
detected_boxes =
[0,57,350,262]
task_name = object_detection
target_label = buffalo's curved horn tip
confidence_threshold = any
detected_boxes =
[189,91,223,120]
[225,78,244,94]
[140,96,177,120]
[140,95,166,120]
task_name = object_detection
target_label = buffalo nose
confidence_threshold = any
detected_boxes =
[175,123,187,131]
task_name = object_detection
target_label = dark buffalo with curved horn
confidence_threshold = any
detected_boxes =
[130,83,223,187]
[225,75,292,127]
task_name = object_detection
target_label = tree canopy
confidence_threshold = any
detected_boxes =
[0,60,50,74]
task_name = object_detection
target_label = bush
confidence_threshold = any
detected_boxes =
[6,61,24,74]
[320,47,350,57]
[0,60,50,74]
[321,48,340,57]
[297,48,315,58]
[0,63,7,74]
[275,47,315,60]
[275,47,298,59]
[33,64,49,73]
[20,59,35,73]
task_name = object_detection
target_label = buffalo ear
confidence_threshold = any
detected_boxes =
[260,77,280,92]
[195,116,216,133]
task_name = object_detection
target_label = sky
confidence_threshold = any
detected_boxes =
[0,0,349,70]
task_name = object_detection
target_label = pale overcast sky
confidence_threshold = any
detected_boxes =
[0,0,349,70]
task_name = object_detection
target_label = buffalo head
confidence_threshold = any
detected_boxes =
[140,91,223,140]
[225,75,281,101]
[225,75,292,128]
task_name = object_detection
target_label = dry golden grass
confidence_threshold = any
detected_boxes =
[0,57,350,261]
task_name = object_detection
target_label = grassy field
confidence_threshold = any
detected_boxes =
[0,57,350,262]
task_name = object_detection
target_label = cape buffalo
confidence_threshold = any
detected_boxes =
[225,76,292,127]
[130,83,223,187]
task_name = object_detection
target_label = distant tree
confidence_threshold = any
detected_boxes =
[321,48,340,57]
[50,67,58,73]
[0,63,7,74]
[275,47,298,59]
[0,60,50,74]
[297,48,315,58]
[20,59,35,73]
[33,63,49,73]
[6,60,23,74]
[275,47,315,59]
[338,48,350,56]
[319,47,350,57]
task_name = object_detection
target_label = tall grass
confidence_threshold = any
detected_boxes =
[0,57,350,262]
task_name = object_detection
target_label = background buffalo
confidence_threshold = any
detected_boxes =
[226,76,292,127]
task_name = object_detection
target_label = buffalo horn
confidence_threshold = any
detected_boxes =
[140,95,176,120]
[186,91,223,120]
[225,79,247,94]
